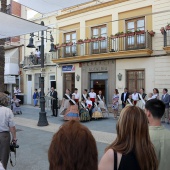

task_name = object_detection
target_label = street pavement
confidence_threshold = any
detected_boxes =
[7,105,170,170]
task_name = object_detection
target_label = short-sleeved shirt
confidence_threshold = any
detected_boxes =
[0,106,15,132]
[149,126,170,170]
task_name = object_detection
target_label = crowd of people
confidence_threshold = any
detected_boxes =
[58,88,109,121]
[1,87,170,169]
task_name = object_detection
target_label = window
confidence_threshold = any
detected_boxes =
[91,25,107,54]
[126,70,145,93]
[64,32,76,57]
[126,17,145,49]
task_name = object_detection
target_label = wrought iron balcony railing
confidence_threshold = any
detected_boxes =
[23,52,56,68]
[54,31,152,59]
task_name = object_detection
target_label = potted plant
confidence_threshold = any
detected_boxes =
[98,36,106,41]
[135,29,145,35]
[84,38,91,43]
[91,37,98,42]
[77,39,84,44]
[66,41,73,46]
[110,34,118,39]
[61,42,67,47]
[165,23,170,30]
[160,27,165,34]
[148,30,155,37]
[126,30,135,36]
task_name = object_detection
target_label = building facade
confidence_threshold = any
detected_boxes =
[52,0,170,104]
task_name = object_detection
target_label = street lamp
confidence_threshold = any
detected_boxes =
[27,21,49,126]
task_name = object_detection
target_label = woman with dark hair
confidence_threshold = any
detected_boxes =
[79,98,91,122]
[98,106,158,170]
[59,89,72,117]
[136,88,147,110]
[48,120,98,170]
[64,95,79,121]
[112,89,119,119]
[152,88,159,99]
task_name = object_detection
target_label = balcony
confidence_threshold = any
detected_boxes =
[23,53,56,69]
[0,4,11,14]
[163,29,170,53]
[52,31,153,64]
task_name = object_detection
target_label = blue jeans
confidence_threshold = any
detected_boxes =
[33,99,38,106]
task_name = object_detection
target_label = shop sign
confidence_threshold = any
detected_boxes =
[4,75,16,84]
[62,65,75,72]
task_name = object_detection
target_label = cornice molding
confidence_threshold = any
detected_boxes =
[56,0,129,20]
[52,49,153,64]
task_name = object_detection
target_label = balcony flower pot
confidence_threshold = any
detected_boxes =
[84,39,91,43]
[110,35,118,39]
[77,39,84,44]
[98,37,106,41]
[61,43,67,47]
[118,33,126,37]
[148,30,155,37]
[126,31,135,36]
[66,42,73,46]
[165,25,170,30]
[55,44,60,48]
[160,27,165,34]
[91,37,98,42]
[135,30,145,35]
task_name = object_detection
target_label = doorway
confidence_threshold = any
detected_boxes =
[63,73,75,94]
[90,72,108,105]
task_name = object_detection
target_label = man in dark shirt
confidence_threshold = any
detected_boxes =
[121,88,129,108]
[50,87,58,117]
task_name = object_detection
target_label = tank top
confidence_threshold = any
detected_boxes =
[114,150,141,170]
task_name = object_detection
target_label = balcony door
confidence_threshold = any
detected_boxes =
[64,32,76,57]
[126,17,145,49]
[126,70,145,93]
[91,25,107,54]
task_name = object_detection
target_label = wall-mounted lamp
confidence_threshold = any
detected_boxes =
[117,73,122,81]
[76,74,80,81]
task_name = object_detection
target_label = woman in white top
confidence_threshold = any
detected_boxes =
[112,89,119,119]
[152,88,159,99]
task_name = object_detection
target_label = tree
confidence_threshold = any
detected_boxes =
[0,0,7,92]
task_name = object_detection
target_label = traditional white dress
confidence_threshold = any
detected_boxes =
[59,94,71,117]
[92,102,103,119]
[136,93,146,110]
[152,94,159,99]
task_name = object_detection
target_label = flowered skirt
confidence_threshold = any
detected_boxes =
[79,108,91,122]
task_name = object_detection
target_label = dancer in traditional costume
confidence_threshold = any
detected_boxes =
[79,99,91,122]
[59,89,72,117]
[72,88,80,104]
[82,89,89,101]
[97,90,109,116]
[64,96,79,121]
[92,98,103,119]
[89,88,96,103]
[136,88,147,110]
[126,94,134,106]
[112,89,119,119]
[152,88,159,99]
[86,96,93,119]
[132,89,139,106]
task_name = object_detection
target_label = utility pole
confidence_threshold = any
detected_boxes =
[0,0,7,92]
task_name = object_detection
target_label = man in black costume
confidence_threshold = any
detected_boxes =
[50,87,58,117]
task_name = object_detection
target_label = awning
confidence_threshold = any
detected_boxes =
[0,12,48,39]
[13,0,92,14]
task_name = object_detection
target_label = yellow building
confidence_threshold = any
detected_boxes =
[24,0,170,104]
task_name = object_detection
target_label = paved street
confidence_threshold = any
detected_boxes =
[7,105,170,170]
[8,105,117,170]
